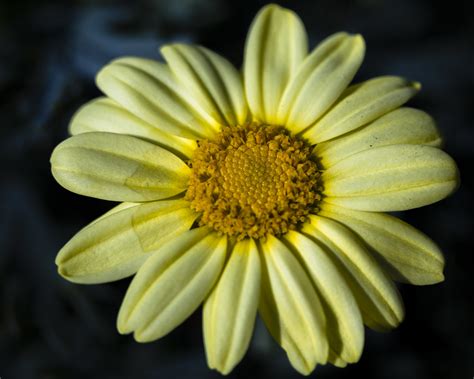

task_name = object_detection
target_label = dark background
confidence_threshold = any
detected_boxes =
[0,0,472,378]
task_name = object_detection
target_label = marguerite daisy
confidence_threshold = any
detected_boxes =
[50,4,459,375]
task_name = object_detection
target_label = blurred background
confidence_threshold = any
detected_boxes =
[0,0,472,378]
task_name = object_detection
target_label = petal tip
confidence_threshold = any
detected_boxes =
[211,364,233,376]
[352,33,366,51]
[159,44,174,60]
[116,309,133,335]
[95,64,111,87]
[57,265,68,279]
[57,264,89,285]
[54,251,64,266]
[261,3,283,13]
[429,271,445,284]
[116,322,129,335]
[160,43,178,55]
[133,329,155,343]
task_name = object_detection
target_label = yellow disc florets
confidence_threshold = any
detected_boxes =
[185,124,321,240]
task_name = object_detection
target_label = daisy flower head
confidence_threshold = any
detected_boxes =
[51,4,459,375]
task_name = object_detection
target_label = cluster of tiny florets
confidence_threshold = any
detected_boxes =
[185,124,321,240]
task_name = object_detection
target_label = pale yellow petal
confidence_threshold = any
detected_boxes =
[204,238,260,375]
[90,202,140,225]
[277,33,365,133]
[284,231,364,364]
[244,4,308,124]
[96,57,216,139]
[161,44,248,127]
[56,200,197,284]
[322,144,459,211]
[117,227,227,342]
[304,77,420,144]
[315,107,442,169]
[50,132,190,202]
[130,201,198,252]
[330,356,348,368]
[319,202,445,284]
[69,97,196,159]
[259,235,328,375]
[303,216,404,331]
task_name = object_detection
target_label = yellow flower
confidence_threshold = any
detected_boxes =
[50,4,459,375]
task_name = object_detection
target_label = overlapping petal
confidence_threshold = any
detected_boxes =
[315,107,442,168]
[244,4,307,124]
[204,239,260,374]
[51,132,190,202]
[284,231,364,365]
[56,200,197,284]
[96,57,217,139]
[259,235,328,374]
[162,44,249,127]
[322,144,459,211]
[303,216,404,331]
[319,202,445,284]
[69,97,196,159]
[304,77,420,144]
[117,227,227,342]
[277,32,365,133]
[92,202,140,223]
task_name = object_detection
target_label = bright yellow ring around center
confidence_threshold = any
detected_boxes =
[186,124,321,240]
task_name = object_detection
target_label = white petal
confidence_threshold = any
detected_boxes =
[315,107,442,169]
[303,216,404,331]
[90,202,140,225]
[284,231,364,363]
[204,238,260,374]
[259,235,328,374]
[319,202,445,284]
[117,227,227,341]
[70,97,196,159]
[304,76,420,143]
[51,132,190,202]
[277,33,365,133]
[96,57,217,139]
[244,4,308,124]
[162,44,249,127]
[56,200,197,284]
[322,144,459,211]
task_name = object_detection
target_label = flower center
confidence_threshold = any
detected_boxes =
[185,124,321,240]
